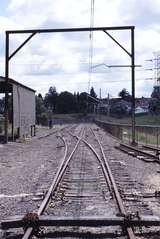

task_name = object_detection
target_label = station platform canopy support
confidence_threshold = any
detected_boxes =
[4,26,136,144]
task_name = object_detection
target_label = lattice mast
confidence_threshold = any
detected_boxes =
[88,0,95,93]
[153,51,160,86]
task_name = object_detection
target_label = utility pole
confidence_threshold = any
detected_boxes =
[4,32,9,143]
[99,88,101,120]
[153,52,160,85]
[107,93,110,118]
[131,27,136,146]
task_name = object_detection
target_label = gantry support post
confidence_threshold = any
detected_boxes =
[131,28,136,145]
[4,32,9,143]
[4,26,136,144]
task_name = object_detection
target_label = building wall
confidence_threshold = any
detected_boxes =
[13,84,35,137]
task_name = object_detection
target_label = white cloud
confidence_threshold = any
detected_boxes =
[0,0,160,97]
[0,16,16,32]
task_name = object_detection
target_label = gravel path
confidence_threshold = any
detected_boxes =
[0,125,67,220]
[94,124,160,217]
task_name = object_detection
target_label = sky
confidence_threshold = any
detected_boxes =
[0,0,160,98]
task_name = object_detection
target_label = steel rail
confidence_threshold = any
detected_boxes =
[119,143,160,164]
[72,132,123,209]
[142,145,160,153]
[22,135,67,239]
[38,125,71,140]
[118,144,155,163]
[120,143,158,159]
[90,128,136,239]
[69,132,113,193]
[22,128,84,239]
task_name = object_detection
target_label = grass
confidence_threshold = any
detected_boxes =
[135,114,160,125]
[96,114,160,146]
[52,113,86,120]
[97,114,160,126]
[122,128,160,145]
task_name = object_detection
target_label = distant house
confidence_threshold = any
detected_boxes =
[97,96,150,116]
[135,97,150,109]
[108,98,131,116]
[98,99,109,114]
[135,97,150,114]
[135,106,148,114]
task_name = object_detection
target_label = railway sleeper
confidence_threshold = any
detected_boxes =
[2,214,160,230]
[116,146,158,164]
[122,191,160,198]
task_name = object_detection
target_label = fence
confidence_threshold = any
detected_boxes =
[95,119,160,147]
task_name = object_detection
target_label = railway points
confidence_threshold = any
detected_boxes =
[0,123,160,238]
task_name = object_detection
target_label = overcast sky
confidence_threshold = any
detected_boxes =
[0,0,160,98]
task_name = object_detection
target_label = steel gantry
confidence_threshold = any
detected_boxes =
[4,26,136,144]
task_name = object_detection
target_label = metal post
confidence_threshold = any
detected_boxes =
[33,125,36,136]
[99,88,101,120]
[30,126,33,137]
[3,26,135,145]
[146,130,147,145]
[158,128,159,148]
[4,32,9,143]
[11,88,14,141]
[131,28,136,145]
[156,127,158,148]
[107,93,110,118]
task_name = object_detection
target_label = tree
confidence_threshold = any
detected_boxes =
[0,98,5,114]
[90,87,97,98]
[57,91,77,113]
[38,93,43,99]
[118,88,131,101]
[44,86,58,112]
[79,92,87,114]
[149,86,160,114]
[110,101,129,117]
[151,86,160,100]
[36,95,48,125]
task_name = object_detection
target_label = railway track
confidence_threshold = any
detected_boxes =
[116,143,160,164]
[37,124,76,140]
[1,124,160,238]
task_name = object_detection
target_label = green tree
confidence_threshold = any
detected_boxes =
[79,92,87,114]
[151,86,160,100]
[38,93,43,99]
[0,96,12,122]
[118,88,131,100]
[149,86,160,114]
[36,95,48,125]
[110,101,128,118]
[90,87,97,98]
[57,91,77,113]
[0,97,5,114]
[44,86,58,112]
